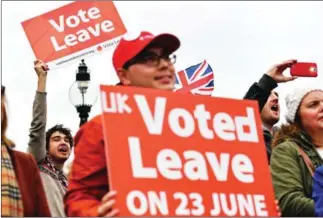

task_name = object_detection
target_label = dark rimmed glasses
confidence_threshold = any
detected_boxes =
[123,53,177,70]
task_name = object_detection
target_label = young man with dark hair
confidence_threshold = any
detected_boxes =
[45,124,74,154]
[64,31,180,217]
[28,60,73,217]
[244,60,298,162]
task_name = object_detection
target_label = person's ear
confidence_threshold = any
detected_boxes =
[116,68,131,85]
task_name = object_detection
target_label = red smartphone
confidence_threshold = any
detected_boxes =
[290,62,318,77]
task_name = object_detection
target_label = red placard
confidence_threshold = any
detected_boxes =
[21,1,126,68]
[100,85,278,217]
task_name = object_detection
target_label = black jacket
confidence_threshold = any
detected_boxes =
[243,74,277,163]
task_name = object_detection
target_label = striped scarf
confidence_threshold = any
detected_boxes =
[1,143,24,217]
[38,155,68,191]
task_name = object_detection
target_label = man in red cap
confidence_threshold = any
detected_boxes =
[64,31,180,217]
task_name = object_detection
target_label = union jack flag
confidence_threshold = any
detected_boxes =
[174,60,215,95]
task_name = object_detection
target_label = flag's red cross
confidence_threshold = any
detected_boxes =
[176,61,213,93]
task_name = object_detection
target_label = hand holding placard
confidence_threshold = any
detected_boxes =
[97,191,119,217]
[34,60,49,92]
[34,60,49,77]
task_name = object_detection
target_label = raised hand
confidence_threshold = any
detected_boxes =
[266,59,298,83]
[33,60,49,92]
[34,59,49,78]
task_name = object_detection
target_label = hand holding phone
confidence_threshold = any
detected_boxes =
[266,59,298,83]
[290,62,318,77]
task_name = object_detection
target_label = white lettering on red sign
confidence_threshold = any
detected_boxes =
[101,92,259,143]
[48,7,115,51]
[128,137,254,183]
[133,94,259,143]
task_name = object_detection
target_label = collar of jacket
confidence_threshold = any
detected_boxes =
[273,123,323,167]
[273,123,310,148]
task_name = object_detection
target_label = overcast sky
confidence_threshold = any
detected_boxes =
[2,1,323,166]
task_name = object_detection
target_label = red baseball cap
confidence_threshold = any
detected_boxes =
[112,31,180,71]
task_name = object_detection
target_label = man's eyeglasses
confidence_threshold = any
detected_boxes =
[1,86,5,95]
[123,53,176,70]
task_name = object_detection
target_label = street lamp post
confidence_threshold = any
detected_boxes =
[69,59,98,127]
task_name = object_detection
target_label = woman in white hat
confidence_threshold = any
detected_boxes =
[270,86,323,216]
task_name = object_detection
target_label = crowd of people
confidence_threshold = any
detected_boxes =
[1,30,323,217]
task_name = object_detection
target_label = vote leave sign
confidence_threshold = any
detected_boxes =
[21,1,126,68]
[100,85,278,217]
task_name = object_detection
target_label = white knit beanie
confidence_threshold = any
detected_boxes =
[285,86,323,123]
